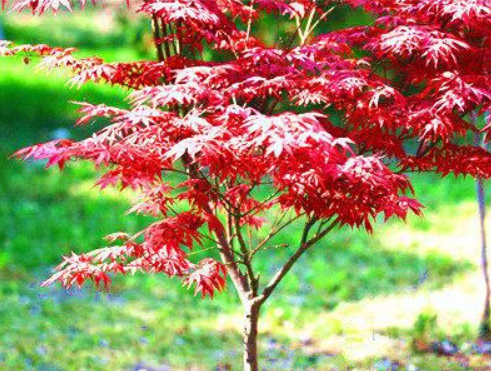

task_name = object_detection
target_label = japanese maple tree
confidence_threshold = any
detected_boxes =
[1,0,491,369]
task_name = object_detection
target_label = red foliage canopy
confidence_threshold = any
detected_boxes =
[1,0,490,298]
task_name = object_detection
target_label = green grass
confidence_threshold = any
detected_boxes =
[0,12,489,371]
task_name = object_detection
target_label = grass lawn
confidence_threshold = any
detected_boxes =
[1,11,491,371]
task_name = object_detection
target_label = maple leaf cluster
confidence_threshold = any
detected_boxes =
[2,0,490,298]
[343,0,491,176]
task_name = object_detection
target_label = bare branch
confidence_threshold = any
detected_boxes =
[181,155,250,303]
[239,189,282,218]
[303,6,336,42]
[250,213,305,257]
[234,211,256,295]
[258,217,339,303]
[151,15,166,62]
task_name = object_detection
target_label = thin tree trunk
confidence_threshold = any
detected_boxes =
[477,176,491,338]
[474,122,491,339]
[243,301,260,371]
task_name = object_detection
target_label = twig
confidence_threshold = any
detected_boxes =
[258,217,339,303]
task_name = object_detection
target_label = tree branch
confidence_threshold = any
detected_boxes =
[181,155,249,303]
[250,213,304,257]
[258,217,339,303]
[151,15,166,62]
[234,212,257,296]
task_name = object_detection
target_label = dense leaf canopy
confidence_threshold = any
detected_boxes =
[1,0,490,299]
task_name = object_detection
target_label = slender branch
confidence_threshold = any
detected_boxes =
[240,189,282,217]
[258,217,339,303]
[270,207,293,231]
[161,167,190,176]
[250,213,305,257]
[234,213,250,256]
[234,212,257,296]
[286,5,315,49]
[415,138,428,157]
[284,4,314,49]
[181,155,249,302]
[299,7,316,45]
[226,206,234,245]
[195,231,220,245]
[167,23,178,56]
[294,14,305,44]
[187,245,221,256]
[246,0,255,41]
[207,210,249,300]
[178,21,184,55]
[300,217,318,245]
[303,6,335,42]
[160,20,172,59]
[314,218,329,236]
[151,15,166,62]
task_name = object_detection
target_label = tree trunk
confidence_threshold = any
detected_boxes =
[243,301,260,371]
[472,121,491,340]
[477,177,491,339]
